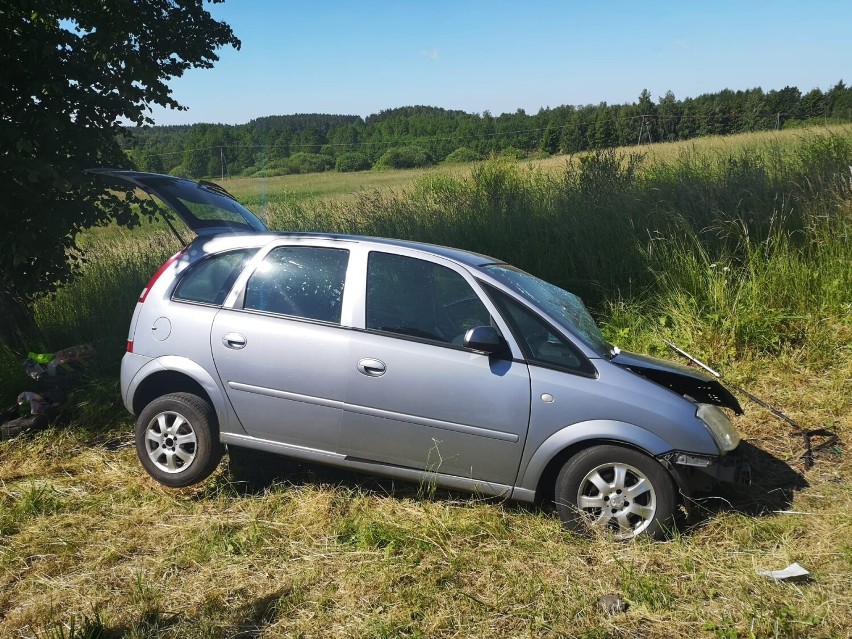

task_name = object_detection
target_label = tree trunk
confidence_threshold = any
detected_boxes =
[0,288,36,350]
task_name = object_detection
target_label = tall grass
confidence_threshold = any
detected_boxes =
[31,229,176,363]
[264,131,851,362]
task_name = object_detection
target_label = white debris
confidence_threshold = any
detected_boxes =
[756,562,810,582]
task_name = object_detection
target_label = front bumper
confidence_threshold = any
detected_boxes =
[658,448,751,497]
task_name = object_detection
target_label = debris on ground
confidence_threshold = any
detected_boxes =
[0,343,93,440]
[597,593,628,615]
[756,562,811,583]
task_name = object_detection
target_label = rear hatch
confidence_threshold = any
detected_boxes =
[87,169,268,236]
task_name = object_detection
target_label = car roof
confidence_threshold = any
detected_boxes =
[190,231,503,268]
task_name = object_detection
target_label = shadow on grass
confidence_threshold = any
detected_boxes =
[220,446,541,515]
[223,440,812,533]
[689,440,809,520]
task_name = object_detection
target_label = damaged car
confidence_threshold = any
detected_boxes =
[92,169,750,540]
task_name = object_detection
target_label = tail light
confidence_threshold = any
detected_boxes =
[126,340,134,353]
[139,248,186,303]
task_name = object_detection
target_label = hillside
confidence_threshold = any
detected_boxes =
[121,82,852,180]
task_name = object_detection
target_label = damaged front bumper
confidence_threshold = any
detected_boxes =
[658,449,751,497]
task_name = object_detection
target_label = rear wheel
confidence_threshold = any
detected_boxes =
[135,392,222,487]
[555,445,676,540]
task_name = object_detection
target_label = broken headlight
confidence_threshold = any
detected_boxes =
[697,403,741,453]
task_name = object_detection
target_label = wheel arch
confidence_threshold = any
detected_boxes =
[128,356,236,434]
[513,420,678,504]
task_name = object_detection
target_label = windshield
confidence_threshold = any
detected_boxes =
[482,264,611,356]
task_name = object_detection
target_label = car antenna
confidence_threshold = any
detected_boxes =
[662,339,837,469]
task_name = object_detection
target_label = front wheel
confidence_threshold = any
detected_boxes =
[555,445,676,540]
[135,392,223,488]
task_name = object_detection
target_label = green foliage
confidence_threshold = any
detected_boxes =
[264,131,852,364]
[443,147,481,164]
[282,152,335,175]
[0,0,240,345]
[497,146,526,160]
[0,343,27,407]
[376,146,433,169]
[0,482,63,536]
[122,83,852,183]
[335,151,372,172]
[619,560,674,611]
[36,611,106,639]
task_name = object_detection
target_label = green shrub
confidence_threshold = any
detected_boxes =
[497,146,526,160]
[376,146,432,170]
[336,151,372,172]
[443,147,481,164]
[284,152,335,175]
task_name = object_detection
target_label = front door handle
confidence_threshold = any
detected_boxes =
[357,358,386,377]
[222,333,247,350]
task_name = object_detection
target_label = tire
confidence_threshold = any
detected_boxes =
[135,392,223,488]
[555,445,676,540]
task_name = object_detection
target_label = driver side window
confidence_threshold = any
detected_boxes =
[366,252,491,345]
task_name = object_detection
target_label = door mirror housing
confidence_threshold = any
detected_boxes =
[463,326,507,356]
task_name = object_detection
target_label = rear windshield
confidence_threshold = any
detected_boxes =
[139,176,267,233]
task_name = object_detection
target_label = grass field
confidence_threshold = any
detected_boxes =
[1,126,850,638]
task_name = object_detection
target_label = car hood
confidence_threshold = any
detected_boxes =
[611,350,743,414]
[87,168,268,236]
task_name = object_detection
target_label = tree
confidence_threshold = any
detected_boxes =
[0,1,240,345]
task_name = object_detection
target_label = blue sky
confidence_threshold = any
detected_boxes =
[147,0,852,125]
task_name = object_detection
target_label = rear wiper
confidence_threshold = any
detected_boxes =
[198,180,238,202]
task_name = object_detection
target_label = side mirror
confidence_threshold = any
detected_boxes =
[463,326,507,356]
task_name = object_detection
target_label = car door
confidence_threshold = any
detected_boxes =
[339,250,531,486]
[210,243,352,451]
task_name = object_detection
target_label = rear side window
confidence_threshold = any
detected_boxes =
[173,249,255,306]
[243,246,349,324]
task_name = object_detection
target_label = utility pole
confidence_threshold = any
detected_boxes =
[220,147,225,181]
[636,115,654,146]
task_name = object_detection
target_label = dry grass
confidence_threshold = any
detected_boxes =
[222,163,473,208]
[1,349,849,638]
[528,123,852,172]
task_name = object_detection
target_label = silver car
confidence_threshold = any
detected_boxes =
[94,169,748,540]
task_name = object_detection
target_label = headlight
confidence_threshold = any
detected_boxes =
[696,404,741,453]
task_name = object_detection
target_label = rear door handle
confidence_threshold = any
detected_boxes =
[222,333,247,350]
[357,358,386,377]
